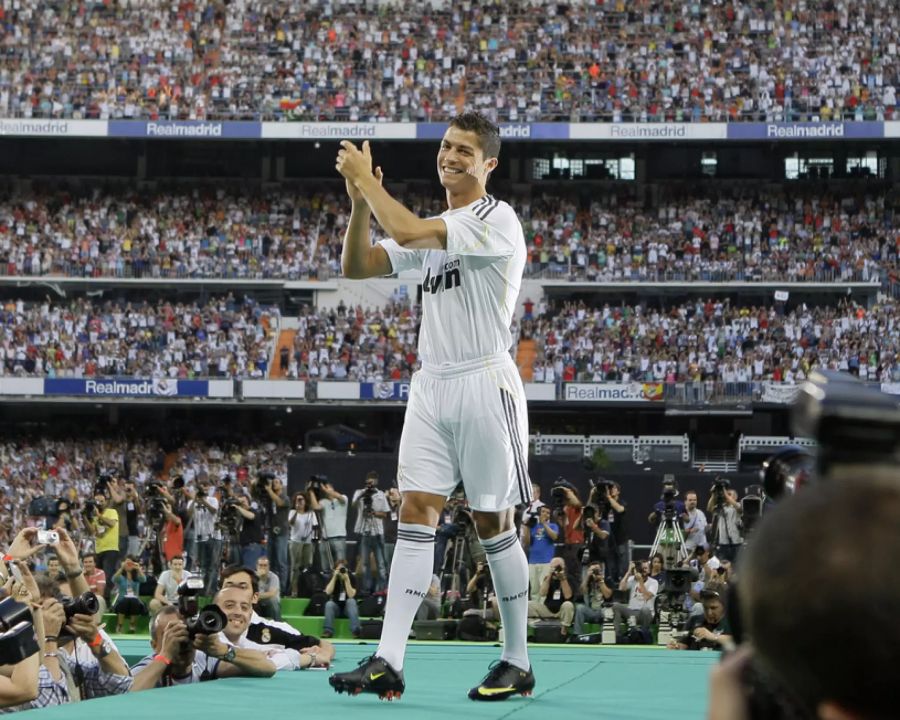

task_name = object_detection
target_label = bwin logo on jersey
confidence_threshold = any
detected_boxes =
[422,263,461,294]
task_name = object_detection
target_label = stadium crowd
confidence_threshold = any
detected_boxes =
[0,0,896,122]
[0,295,278,378]
[0,186,895,283]
[521,297,900,384]
[283,300,420,381]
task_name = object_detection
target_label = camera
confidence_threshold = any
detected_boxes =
[82,499,98,520]
[308,474,327,498]
[338,567,347,575]
[36,530,59,545]
[93,474,112,496]
[0,597,39,663]
[27,496,62,517]
[711,477,731,503]
[62,592,100,619]
[550,477,578,513]
[215,497,243,536]
[361,485,377,511]
[254,472,274,500]
[177,578,226,638]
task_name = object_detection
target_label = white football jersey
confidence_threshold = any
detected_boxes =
[378,194,525,365]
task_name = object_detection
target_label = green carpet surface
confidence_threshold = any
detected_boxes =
[33,643,717,719]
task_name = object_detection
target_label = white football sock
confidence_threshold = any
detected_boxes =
[374,522,435,670]
[482,528,531,672]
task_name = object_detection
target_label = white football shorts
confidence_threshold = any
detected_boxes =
[396,351,532,512]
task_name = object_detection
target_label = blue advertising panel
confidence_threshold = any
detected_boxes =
[44,378,211,397]
[107,120,262,139]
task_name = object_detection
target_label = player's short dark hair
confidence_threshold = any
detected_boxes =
[448,111,501,159]
[740,476,900,717]
[219,565,259,594]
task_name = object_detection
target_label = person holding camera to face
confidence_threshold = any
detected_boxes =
[682,490,708,555]
[307,478,349,568]
[527,558,575,635]
[351,471,391,594]
[668,590,732,651]
[706,481,742,564]
[573,562,613,636]
[189,474,222,595]
[613,560,658,640]
[235,493,265,569]
[111,555,147,634]
[259,475,290,596]
[321,559,361,639]
[130,597,277,691]
[521,505,558,602]
[89,490,120,605]
[288,492,316,597]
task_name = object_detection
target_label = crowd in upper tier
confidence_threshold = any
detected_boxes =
[0,294,278,378]
[0,185,895,283]
[0,0,896,122]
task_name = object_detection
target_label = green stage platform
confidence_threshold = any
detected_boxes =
[34,642,717,719]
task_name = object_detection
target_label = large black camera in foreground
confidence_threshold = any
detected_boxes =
[177,578,226,637]
[0,597,39,664]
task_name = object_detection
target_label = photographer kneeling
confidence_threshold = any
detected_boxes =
[321,559,361,640]
[527,558,575,636]
[573,562,613,636]
[613,560,658,642]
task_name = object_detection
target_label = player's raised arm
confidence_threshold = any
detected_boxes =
[340,141,393,279]
[336,141,447,249]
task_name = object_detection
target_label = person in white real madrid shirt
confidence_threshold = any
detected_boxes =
[332,111,534,702]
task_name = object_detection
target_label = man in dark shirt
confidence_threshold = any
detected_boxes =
[669,592,732,650]
[322,559,361,639]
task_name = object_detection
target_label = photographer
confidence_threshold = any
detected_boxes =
[321,559,361,640]
[706,483,742,563]
[613,560,658,640]
[465,561,496,617]
[288,492,316,597]
[107,476,130,558]
[351,471,390,594]
[518,481,545,534]
[668,591,732,651]
[111,555,147,634]
[189,475,222,595]
[648,479,686,526]
[235,494,265,568]
[582,496,612,581]
[36,573,133,700]
[259,474,290,596]
[527,558,575,636]
[573,561,613,636]
[130,599,276,690]
[160,499,184,565]
[89,490,120,603]
[682,490,709,555]
[383,486,401,567]
[150,556,190,618]
[120,480,143,557]
[551,480,585,580]
[307,479,348,567]
[521,505,558,602]
[603,482,630,583]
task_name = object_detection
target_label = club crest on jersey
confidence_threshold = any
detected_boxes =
[423,260,461,294]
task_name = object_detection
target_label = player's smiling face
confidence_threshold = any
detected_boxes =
[437,127,492,189]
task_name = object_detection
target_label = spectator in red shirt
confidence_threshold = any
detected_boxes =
[82,552,108,619]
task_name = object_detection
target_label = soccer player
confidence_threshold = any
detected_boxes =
[330,111,533,702]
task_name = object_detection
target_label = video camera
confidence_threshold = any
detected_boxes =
[176,578,226,639]
[361,485,377,511]
[0,597,39,664]
[93,474,113,497]
[145,480,168,528]
[215,497,243,537]
[253,472,275,500]
[307,474,327,498]
[550,478,577,511]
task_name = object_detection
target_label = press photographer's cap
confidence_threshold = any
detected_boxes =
[706,557,721,571]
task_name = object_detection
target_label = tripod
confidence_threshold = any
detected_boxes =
[650,508,687,570]
[312,508,334,573]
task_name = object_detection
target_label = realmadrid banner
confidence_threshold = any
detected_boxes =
[726,122,884,140]
[564,383,664,402]
[359,382,411,400]
[44,378,212,397]
[107,120,261,139]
